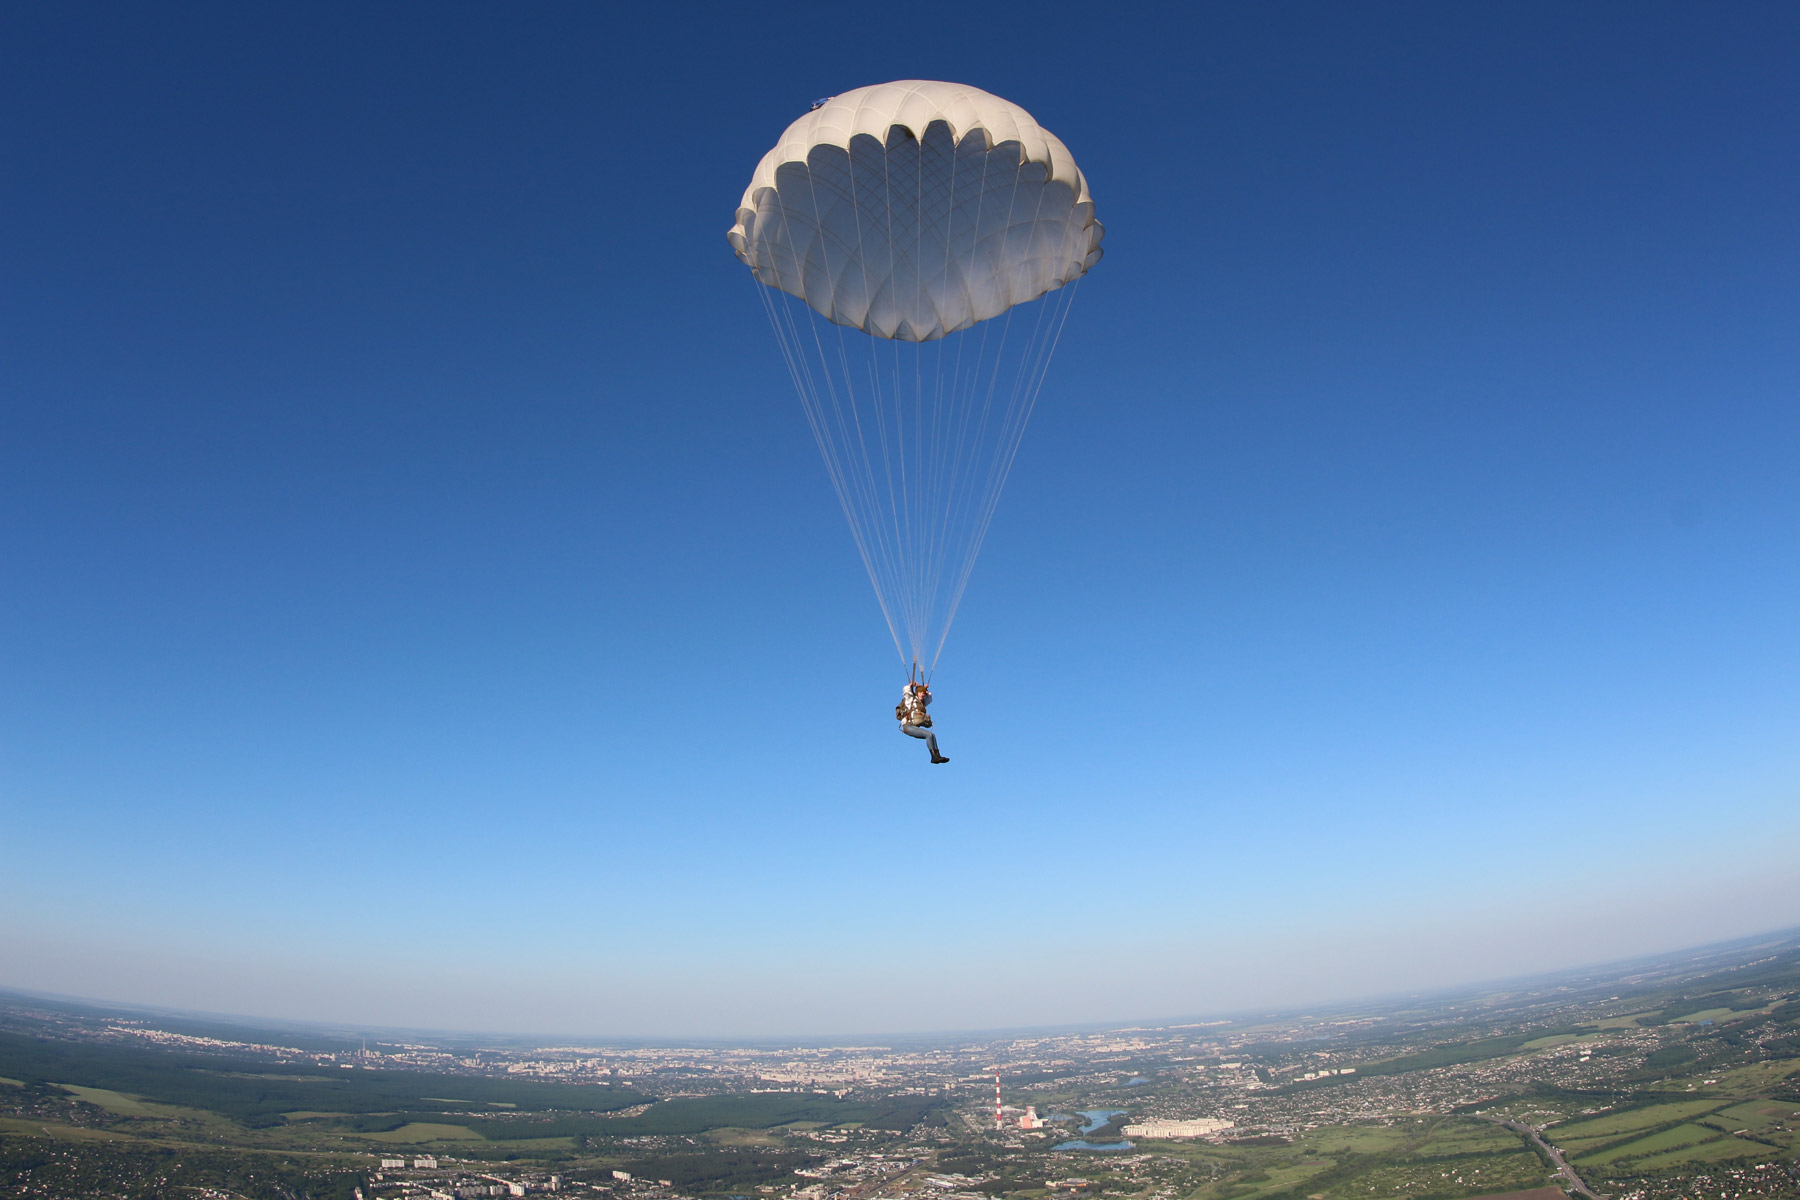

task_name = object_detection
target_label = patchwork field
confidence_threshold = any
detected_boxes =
[1311,1150,1547,1200]
[1630,1136,1774,1171]
[1558,1090,1796,1183]
[1552,1099,1726,1144]
[1189,1118,1560,1200]
[1576,1123,1719,1165]
[1712,1099,1793,1135]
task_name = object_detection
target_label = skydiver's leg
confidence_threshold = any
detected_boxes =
[902,724,949,764]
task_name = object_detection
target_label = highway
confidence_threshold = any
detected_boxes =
[1488,1116,1602,1200]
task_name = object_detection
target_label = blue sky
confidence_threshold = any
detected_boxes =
[3,2,1798,1037]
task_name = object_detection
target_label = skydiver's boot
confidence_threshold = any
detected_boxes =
[930,749,950,764]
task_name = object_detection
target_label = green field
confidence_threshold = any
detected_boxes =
[0,1116,129,1142]
[1222,1159,1336,1199]
[1183,1118,1556,1200]
[1632,1136,1773,1171]
[366,1121,488,1142]
[705,1125,788,1147]
[1564,1105,1792,1180]
[1300,1126,1410,1155]
[1410,1125,1520,1157]
[1552,1100,1724,1142]
[53,1084,167,1117]
[1666,1007,1740,1025]
[1303,1152,1547,1200]
[269,1090,948,1146]
[1700,1060,1800,1092]
[1594,1012,1654,1029]
[1577,1123,1716,1165]
[1713,1100,1793,1135]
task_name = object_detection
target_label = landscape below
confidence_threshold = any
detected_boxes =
[4,931,1800,1200]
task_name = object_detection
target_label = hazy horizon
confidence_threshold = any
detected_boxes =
[7,910,1798,1043]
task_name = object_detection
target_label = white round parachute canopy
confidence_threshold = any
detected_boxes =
[732,81,1103,676]
[729,80,1104,342]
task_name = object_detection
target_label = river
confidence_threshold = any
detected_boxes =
[1054,1109,1134,1152]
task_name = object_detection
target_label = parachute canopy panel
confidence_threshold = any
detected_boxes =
[728,80,1104,342]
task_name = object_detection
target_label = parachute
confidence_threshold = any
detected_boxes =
[730,80,1104,677]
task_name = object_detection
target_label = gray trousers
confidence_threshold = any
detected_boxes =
[900,724,940,756]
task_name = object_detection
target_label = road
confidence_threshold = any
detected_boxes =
[1487,1116,1602,1200]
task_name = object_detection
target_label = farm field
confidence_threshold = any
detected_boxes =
[1575,1122,1719,1165]
[55,1083,189,1118]
[1552,1099,1727,1142]
[1630,1135,1776,1171]
[1712,1100,1795,1136]
[365,1121,488,1143]
[1297,1126,1411,1156]
[1179,1118,1558,1200]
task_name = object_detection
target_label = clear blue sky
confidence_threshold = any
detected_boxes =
[3,2,1797,1037]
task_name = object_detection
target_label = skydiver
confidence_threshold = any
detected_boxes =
[897,681,949,764]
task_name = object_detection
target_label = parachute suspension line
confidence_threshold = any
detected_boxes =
[912,122,930,657]
[748,113,1093,679]
[838,138,914,669]
[873,131,913,663]
[921,128,972,655]
[928,165,1079,674]
[928,297,998,636]
[831,135,907,672]
[755,278,906,666]
[762,277,1076,677]
[831,140,928,671]
[761,156,911,668]
[921,152,1037,672]
[923,136,1011,665]
[931,276,1081,674]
